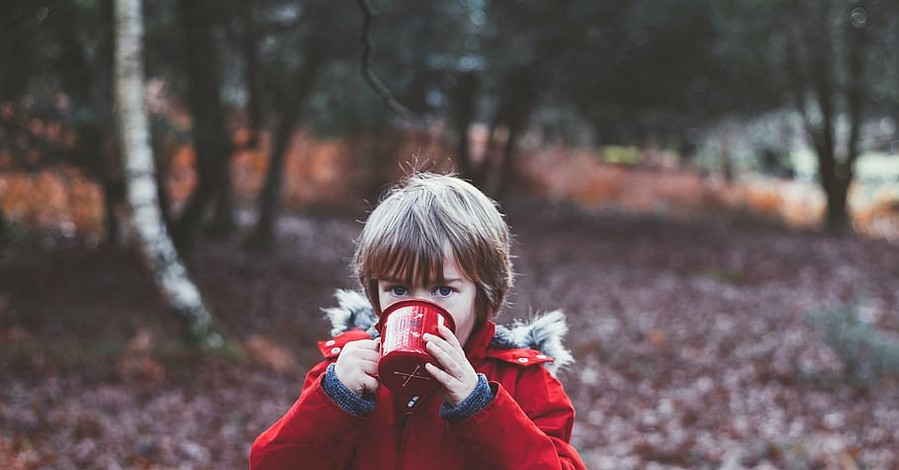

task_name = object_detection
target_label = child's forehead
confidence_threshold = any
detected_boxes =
[373,249,470,286]
[377,259,446,283]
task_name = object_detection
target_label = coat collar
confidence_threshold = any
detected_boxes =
[463,320,495,364]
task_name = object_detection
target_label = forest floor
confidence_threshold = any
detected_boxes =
[2,200,899,469]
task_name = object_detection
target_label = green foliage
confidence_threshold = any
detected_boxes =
[74,0,99,11]
[0,217,30,245]
[807,303,899,385]
[700,267,746,285]
[601,146,643,165]
[156,337,247,363]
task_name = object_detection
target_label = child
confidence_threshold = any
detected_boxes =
[250,173,586,469]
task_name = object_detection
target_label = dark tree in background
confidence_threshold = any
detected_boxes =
[0,0,125,246]
[237,0,265,150]
[3,0,899,245]
[449,70,481,185]
[715,0,893,232]
[173,0,236,250]
[248,43,326,248]
[58,0,124,246]
[785,0,872,232]
[242,0,360,249]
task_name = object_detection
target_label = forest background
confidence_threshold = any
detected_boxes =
[2,0,899,468]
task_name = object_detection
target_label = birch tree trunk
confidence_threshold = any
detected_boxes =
[114,0,224,348]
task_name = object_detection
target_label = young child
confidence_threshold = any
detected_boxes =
[250,173,586,469]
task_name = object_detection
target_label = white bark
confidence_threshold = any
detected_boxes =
[114,0,223,348]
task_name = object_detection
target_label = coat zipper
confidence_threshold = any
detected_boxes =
[396,395,421,470]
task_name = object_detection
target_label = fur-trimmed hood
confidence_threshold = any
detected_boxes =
[322,289,574,375]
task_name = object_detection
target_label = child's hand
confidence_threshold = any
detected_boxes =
[333,338,380,396]
[424,323,479,407]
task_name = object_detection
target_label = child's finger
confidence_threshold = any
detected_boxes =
[437,323,462,349]
[356,348,381,362]
[360,357,379,375]
[426,340,464,379]
[423,332,446,348]
[359,338,381,352]
[424,333,464,366]
[424,331,457,352]
[359,374,379,394]
[424,362,454,386]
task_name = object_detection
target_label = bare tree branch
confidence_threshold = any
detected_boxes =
[356,0,418,122]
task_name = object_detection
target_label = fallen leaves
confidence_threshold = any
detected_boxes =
[2,203,898,468]
[243,334,298,375]
[117,329,165,383]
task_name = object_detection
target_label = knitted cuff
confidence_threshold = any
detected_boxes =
[322,363,376,417]
[439,373,493,423]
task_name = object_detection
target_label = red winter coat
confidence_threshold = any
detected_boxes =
[250,320,587,470]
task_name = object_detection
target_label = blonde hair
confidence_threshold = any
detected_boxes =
[353,172,513,323]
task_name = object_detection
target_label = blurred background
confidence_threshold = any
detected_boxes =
[1,0,898,468]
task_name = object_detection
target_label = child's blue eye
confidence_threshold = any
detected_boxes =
[434,286,453,297]
[390,286,408,296]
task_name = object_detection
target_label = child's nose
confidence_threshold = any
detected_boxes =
[409,288,432,300]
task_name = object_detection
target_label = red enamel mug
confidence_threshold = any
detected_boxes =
[376,299,456,396]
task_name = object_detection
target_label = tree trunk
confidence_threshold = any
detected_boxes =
[75,124,124,247]
[114,0,224,349]
[0,6,31,102]
[494,118,523,203]
[241,0,264,149]
[823,179,850,231]
[827,0,869,233]
[101,177,124,246]
[360,132,402,207]
[173,0,235,250]
[449,71,481,186]
[791,0,866,234]
[719,128,735,183]
[249,106,297,247]
[208,173,236,237]
[490,65,539,202]
[248,48,324,248]
[100,0,124,246]
[0,208,7,246]
[57,0,124,247]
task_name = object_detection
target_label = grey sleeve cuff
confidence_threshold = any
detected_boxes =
[321,363,376,417]
[439,373,494,423]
